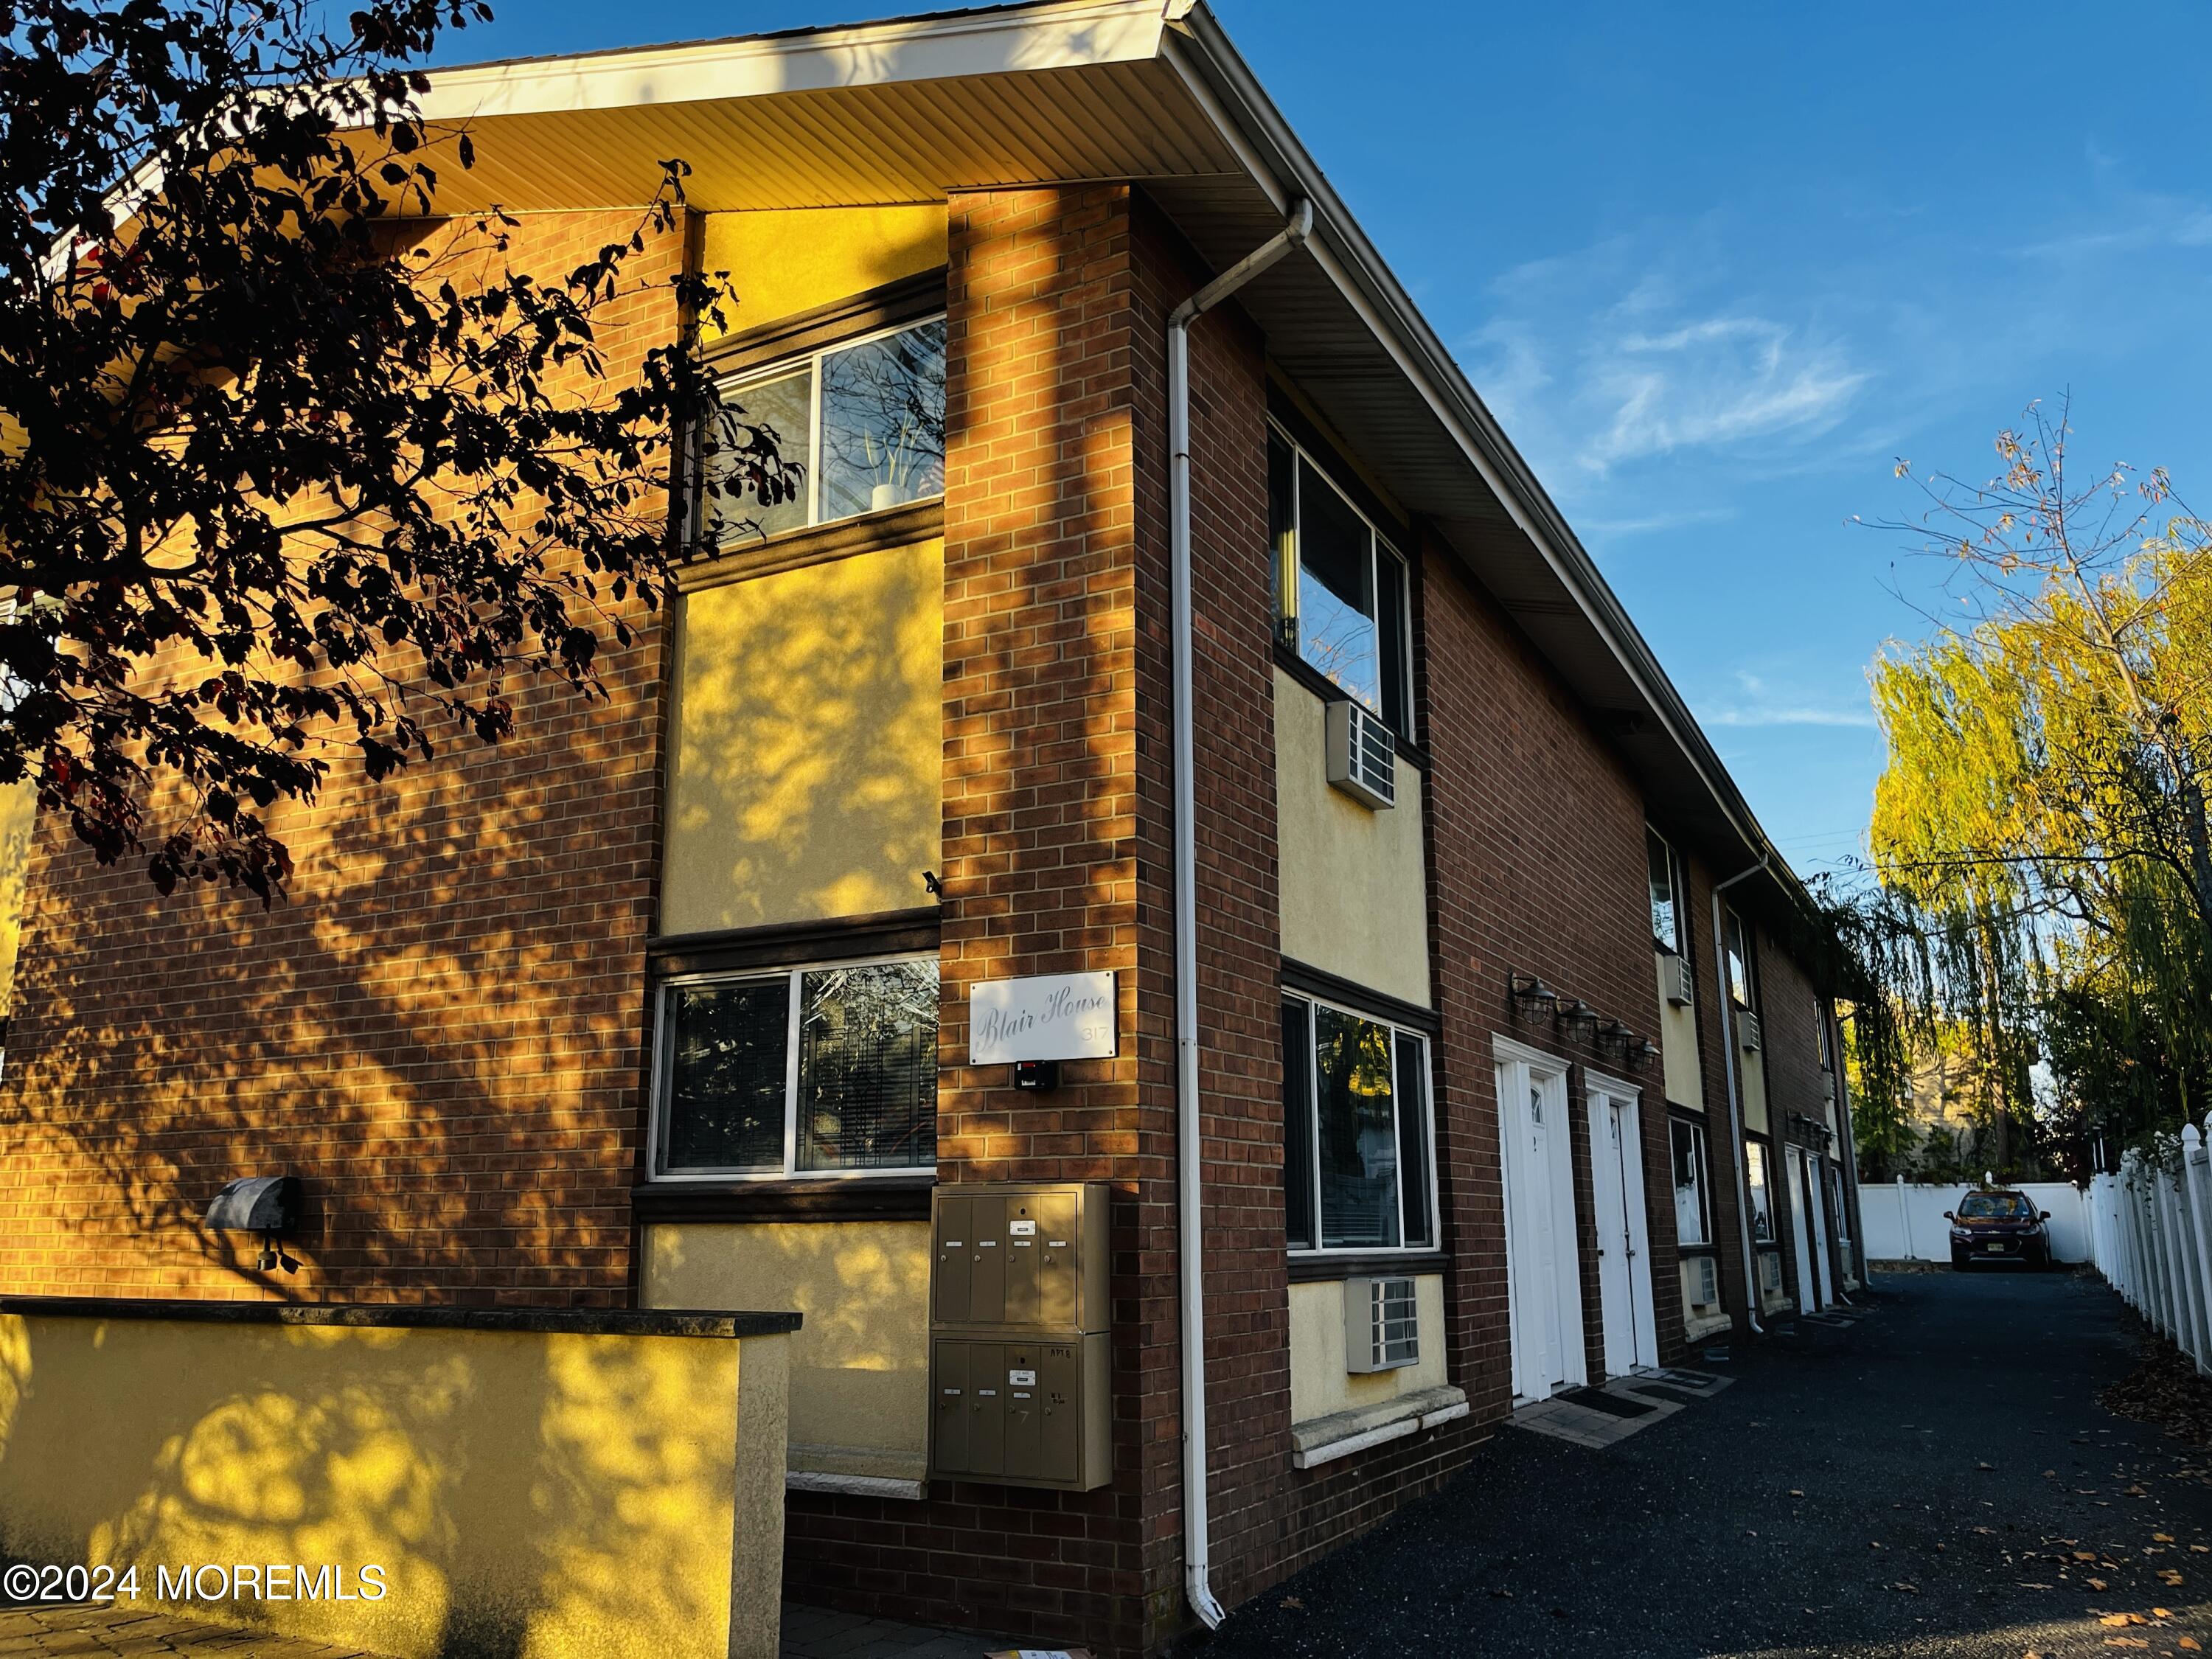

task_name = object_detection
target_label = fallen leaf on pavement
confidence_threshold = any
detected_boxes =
[2104,1639,2149,1649]
[1281,1597,1303,1611]
[1889,1582,1919,1594]
[1979,1461,1997,1470]
[2180,1636,2201,1651]
[2161,1569,2185,1585]
[2089,1578,2108,1590]
[2153,1607,2174,1618]
[2155,1534,2175,1543]
[1790,1489,1804,1498]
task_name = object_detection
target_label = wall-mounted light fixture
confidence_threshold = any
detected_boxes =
[1554,998,1598,1038]
[206,1174,302,1273]
[1596,1019,1634,1056]
[1632,1037,1661,1071]
[1509,972,1559,1018]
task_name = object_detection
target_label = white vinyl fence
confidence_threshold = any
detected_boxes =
[2088,1129,2212,1375]
[1861,1178,2094,1265]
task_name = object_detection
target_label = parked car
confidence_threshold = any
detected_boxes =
[1947,1189,2054,1268]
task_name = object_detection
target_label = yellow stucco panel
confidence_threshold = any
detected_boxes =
[1287,1274,1447,1427]
[1740,1036,1770,1135]
[1275,669,1430,1008]
[700,206,948,343]
[643,1220,930,1484]
[0,1312,789,1659]
[1655,955,1703,1111]
[662,540,943,936]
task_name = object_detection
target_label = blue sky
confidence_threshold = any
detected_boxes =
[407,1,2212,881]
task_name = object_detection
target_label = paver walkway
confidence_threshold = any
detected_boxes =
[1190,1270,2212,1657]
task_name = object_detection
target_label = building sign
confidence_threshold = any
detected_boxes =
[969,971,1119,1065]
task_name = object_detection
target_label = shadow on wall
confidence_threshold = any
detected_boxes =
[0,1312,773,1659]
[644,1220,930,1478]
[0,621,669,1301]
[662,541,944,935]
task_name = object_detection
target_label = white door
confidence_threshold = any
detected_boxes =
[1785,1145,1817,1313]
[1497,1046,1585,1402]
[1805,1152,1834,1305]
[1586,1081,1660,1377]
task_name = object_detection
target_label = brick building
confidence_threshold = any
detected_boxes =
[0,4,1868,1655]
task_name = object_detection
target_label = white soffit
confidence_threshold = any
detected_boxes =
[403,0,1800,898]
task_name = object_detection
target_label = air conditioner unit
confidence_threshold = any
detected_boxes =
[1822,1073,1837,1108]
[1663,952,1694,1008]
[1758,1252,1784,1297]
[1325,700,1397,810]
[1690,1256,1720,1310]
[1739,1011,1762,1052]
[1343,1276,1419,1372]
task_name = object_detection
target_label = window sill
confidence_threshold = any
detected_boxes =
[1290,1384,1468,1470]
[1683,1309,1733,1343]
[1287,1250,1448,1284]
[632,1175,934,1222]
[677,498,946,593]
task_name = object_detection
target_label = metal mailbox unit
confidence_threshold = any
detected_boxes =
[929,1182,1111,1491]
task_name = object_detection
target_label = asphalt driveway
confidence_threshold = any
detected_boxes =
[1189,1270,2212,1658]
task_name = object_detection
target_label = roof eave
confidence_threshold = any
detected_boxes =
[1164,4,1815,918]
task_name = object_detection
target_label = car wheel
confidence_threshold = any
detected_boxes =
[1951,1248,1971,1270]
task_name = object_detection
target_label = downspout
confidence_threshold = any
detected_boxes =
[1169,196,1312,1632]
[1711,855,1770,1335]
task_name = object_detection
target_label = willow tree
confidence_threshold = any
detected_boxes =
[1860,399,2212,1162]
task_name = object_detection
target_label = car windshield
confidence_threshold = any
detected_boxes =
[1958,1192,2031,1219]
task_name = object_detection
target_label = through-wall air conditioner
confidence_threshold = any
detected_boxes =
[1325,700,1397,810]
[1343,1276,1419,1372]
[1739,1011,1763,1052]
[1664,953,1694,1008]
[1758,1253,1784,1297]
[1691,1256,1720,1310]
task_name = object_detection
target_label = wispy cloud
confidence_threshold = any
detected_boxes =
[1466,242,1871,488]
[1583,316,1867,472]
[1700,671,1879,731]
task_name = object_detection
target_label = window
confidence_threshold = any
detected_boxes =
[1646,827,1680,953]
[1281,994,1437,1251]
[709,316,947,543]
[1816,999,1834,1071]
[1745,1139,1775,1243]
[1671,1119,1711,1246]
[1724,908,1756,1010]
[1267,428,1414,736]
[653,956,939,1178]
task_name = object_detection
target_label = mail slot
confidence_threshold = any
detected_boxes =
[931,1182,1107,1334]
[928,1332,1109,1490]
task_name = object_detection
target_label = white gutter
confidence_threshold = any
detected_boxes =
[1168,195,1311,1632]
[1711,856,1770,1335]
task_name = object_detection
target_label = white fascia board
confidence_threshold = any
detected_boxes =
[1161,8,1801,896]
[417,0,1172,122]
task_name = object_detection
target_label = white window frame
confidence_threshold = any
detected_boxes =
[1646,824,1682,955]
[1267,420,1416,740]
[1744,1135,1776,1246]
[714,312,948,544]
[1283,990,1441,1257]
[647,949,939,1183]
[1671,1116,1714,1248]
[1723,906,1758,1011]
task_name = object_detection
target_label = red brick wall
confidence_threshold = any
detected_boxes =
[0,210,685,1307]
[779,182,1180,1659]
[1420,531,1694,1417]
